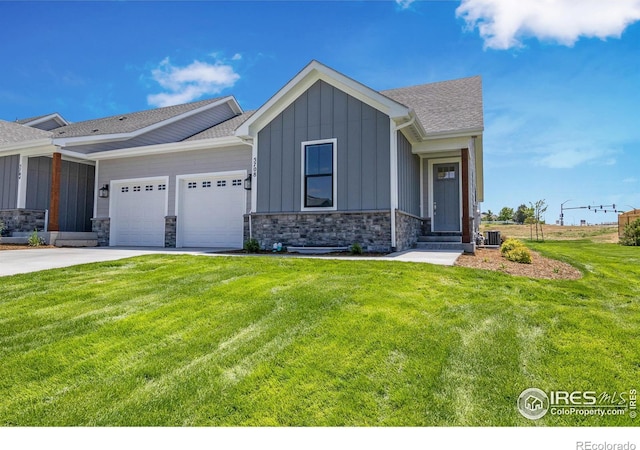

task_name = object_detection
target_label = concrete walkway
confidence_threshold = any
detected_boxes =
[0,247,462,277]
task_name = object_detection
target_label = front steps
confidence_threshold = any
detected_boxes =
[416,232,465,251]
[10,231,98,247]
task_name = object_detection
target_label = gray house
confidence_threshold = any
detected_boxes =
[0,61,484,252]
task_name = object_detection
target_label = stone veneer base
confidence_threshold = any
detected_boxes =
[91,217,110,247]
[0,209,46,233]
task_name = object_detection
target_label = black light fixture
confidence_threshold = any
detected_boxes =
[98,184,109,198]
[244,174,252,191]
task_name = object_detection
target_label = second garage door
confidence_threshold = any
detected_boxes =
[177,172,245,248]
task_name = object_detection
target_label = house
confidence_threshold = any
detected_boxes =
[0,60,484,252]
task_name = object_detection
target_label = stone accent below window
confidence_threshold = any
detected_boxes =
[245,210,392,253]
[395,210,423,252]
[0,209,46,233]
[164,216,177,248]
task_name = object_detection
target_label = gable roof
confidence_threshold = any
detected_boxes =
[381,76,483,136]
[0,119,52,146]
[51,97,231,140]
[16,113,69,130]
[236,60,411,139]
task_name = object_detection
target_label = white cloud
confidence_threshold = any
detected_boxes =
[232,53,243,61]
[395,0,416,10]
[536,147,617,169]
[147,57,240,107]
[622,177,638,184]
[456,0,640,49]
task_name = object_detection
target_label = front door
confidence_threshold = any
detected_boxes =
[433,163,460,232]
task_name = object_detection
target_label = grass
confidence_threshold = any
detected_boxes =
[0,242,639,426]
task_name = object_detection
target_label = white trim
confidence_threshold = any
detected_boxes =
[412,136,473,154]
[427,157,462,233]
[390,123,398,249]
[174,170,247,248]
[236,61,410,138]
[108,175,170,247]
[55,97,242,147]
[93,160,100,220]
[300,138,338,212]
[0,139,56,156]
[88,136,247,160]
[419,155,425,218]
[16,155,29,208]
[21,113,69,128]
[250,134,258,213]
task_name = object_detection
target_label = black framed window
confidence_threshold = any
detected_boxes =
[304,142,334,208]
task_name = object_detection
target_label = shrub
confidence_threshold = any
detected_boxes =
[244,238,261,253]
[500,238,522,256]
[505,246,532,264]
[28,230,45,247]
[350,243,363,255]
[620,218,640,246]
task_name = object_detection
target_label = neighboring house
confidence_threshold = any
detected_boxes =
[0,60,484,252]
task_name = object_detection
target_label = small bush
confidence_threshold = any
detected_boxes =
[620,218,640,246]
[505,246,532,264]
[28,230,45,247]
[244,238,260,253]
[500,238,522,256]
[350,243,363,255]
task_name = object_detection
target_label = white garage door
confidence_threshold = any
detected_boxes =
[110,179,167,247]
[178,173,245,248]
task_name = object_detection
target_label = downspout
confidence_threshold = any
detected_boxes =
[390,115,416,252]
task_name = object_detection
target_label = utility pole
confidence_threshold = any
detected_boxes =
[560,199,571,226]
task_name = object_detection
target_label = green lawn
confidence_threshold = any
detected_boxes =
[1,242,639,426]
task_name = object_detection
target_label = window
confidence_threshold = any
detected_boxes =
[217,180,227,187]
[187,182,197,189]
[232,179,242,186]
[133,186,141,192]
[145,185,153,191]
[202,181,212,188]
[158,184,166,191]
[302,139,336,209]
[121,186,129,193]
[437,166,456,180]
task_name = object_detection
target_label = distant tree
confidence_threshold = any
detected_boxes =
[514,204,534,224]
[530,199,548,241]
[497,207,515,222]
[484,210,496,221]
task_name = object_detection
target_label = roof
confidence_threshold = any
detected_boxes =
[186,111,255,141]
[15,113,56,125]
[51,97,226,139]
[381,76,483,136]
[0,119,52,145]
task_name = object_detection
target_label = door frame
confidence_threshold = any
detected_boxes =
[427,157,462,233]
[175,170,247,248]
[108,175,169,247]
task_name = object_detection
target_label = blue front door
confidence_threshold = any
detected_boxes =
[433,163,460,232]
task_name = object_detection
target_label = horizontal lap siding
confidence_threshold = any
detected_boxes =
[256,80,390,213]
[96,145,251,217]
[0,155,19,209]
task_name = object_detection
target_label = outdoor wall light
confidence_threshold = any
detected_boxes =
[98,184,109,198]
[244,174,252,191]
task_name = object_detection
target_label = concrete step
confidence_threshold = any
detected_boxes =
[418,235,463,243]
[56,232,98,240]
[54,239,98,248]
[1,237,29,244]
[415,242,466,251]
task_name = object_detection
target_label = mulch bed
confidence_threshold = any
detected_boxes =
[455,247,582,280]
[0,244,56,251]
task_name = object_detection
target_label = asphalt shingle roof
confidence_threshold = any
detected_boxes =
[186,110,256,141]
[51,97,226,139]
[0,120,52,146]
[381,76,483,135]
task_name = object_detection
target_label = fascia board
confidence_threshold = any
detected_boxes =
[0,139,56,156]
[25,113,69,127]
[88,136,248,161]
[55,96,241,147]
[236,61,410,138]
[422,127,484,140]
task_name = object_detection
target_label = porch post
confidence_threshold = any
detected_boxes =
[48,152,62,231]
[461,148,471,244]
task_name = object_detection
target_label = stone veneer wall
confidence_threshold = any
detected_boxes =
[245,211,392,253]
[395,210,423,252]
[91,217,110,246]
[164,216,177,248]
[0,209,46,233]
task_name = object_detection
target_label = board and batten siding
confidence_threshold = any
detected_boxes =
[96,145,251,217]
[25,156,95,231]
[68,103,238,154]
[256,80,391,213]
[396,131,420,217]
[0,155,19,209]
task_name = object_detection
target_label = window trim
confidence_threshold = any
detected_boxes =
[300,138,337,211]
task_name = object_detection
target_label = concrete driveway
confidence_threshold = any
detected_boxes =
[0,247,233,277]
[0,246,462,277]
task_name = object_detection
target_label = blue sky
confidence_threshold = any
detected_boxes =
[1,0,639,224]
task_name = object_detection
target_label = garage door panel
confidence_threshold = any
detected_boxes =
[111,181,166,247]
[179,175,244,248]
